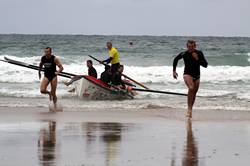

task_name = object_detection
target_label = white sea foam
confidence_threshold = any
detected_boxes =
[195,106,250,111]
[1,55,250,84]
[0,86,71,98]
[0,55,250,102]
[237,92,250,100]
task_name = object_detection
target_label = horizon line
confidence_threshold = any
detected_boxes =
[0,33,249,38]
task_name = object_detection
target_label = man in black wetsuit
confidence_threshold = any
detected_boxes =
[39,47,64,105]
[87,60,97,78]
[100,65,111,84]
[111,65,125,89]
[173,40,208,118]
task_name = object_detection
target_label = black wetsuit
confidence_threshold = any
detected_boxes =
[173,50,208,80]
[100,70,111,84]
[103,57,120,74]
[41,55,57,81]
[111,71,125,87]
[111,63,120,74]
[88,66,97,78]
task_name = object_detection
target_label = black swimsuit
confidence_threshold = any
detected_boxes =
[41,55,57,81]
[173,50,208,81]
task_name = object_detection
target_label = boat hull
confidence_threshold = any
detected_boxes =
[74,76,134,100]
[1,57,134,100]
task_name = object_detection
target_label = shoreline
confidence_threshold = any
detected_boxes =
[0,106,250,123]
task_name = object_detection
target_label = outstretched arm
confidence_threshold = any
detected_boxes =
[102,49,116,64]
[102,57,113,64]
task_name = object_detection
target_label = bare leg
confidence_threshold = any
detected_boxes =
[50,77,58,106]
[192,79,200,106]
[183,75,199,118]
[40,77,51,101]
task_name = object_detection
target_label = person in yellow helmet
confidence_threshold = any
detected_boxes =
[101,42,120,74]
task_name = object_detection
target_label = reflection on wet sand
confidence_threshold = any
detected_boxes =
[36,121,199,166]
[84,122,98,146]
[100,123,122,166]
[38,121,57,166]
[84,122,123,166]
[182,119,198,166]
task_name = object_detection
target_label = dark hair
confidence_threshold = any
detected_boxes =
[45,47,52,51]
[119,65,124,68]
[87,60,93,64]
[106,41,112,45]
[186,40,196,46]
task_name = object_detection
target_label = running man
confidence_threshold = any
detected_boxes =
[173,40,208,118]
[101,42,120,74]
[39,47,64,105]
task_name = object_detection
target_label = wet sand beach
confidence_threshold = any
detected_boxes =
[0,107,250,166]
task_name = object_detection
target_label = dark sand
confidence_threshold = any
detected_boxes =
[0,107,250,166]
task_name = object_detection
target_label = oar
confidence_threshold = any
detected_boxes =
[4,57,76,77]
[64,75,85,86]
[122,74,149,89]
[131,88,187,96]
[88,55,150,89]
[1,58,72,79]
[88,55,103,64]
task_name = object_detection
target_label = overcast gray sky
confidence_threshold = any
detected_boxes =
[0,0,249,36]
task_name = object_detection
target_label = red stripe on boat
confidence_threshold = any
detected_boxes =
[84,76,110,88]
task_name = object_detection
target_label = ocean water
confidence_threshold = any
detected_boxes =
[0,34,249,111]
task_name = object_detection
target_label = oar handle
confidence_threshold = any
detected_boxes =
[88,55,103,64]
[132,88,187,96]
[122,74,149,89]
